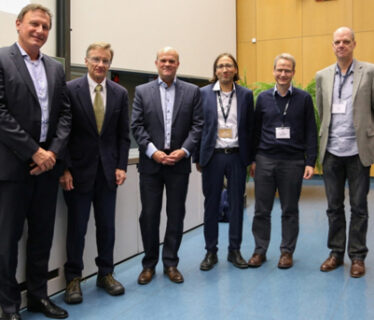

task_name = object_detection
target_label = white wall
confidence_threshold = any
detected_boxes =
[71,0,236,78]
[0,0,56,55]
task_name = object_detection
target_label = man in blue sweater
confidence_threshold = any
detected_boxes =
[248,53,318,269]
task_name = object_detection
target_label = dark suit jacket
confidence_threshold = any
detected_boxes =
[194,83,255,167]
[0,43,71,180]
[66,76,130,192]
[131,78,203,174]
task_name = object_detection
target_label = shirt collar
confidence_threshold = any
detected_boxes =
[335,60,355,75]
[213,81,236,92]
[158,76,176,88]
[273,84,293,97]
[87,73,106,93]
[16,42,43,62]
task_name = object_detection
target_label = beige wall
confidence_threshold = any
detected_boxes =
[237,0,374,86]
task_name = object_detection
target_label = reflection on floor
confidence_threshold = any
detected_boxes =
[21,177,374,320]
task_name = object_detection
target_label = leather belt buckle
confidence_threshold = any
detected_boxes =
[224,148,231,154]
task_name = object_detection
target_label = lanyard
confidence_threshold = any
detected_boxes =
[273,93,292,126]
[337,62,353,100]
[217,90,235,124]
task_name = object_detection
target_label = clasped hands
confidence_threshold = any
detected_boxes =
[152,149,186,165]
[30,147,56,175]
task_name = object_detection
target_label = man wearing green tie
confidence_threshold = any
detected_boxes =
[59,43,130,303]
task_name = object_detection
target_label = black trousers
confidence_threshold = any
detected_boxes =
[0,170,60,313]
[64,162,117,283]
[139,167,189,269]
[322,152,370,261]
[252,154,304,255]
[202,152,247,253]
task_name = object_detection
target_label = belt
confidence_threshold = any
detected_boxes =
[214,148,239,154]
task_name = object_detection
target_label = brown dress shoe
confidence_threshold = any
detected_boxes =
[64,278,82,304]
[278,252,293,269]
[164,266,184,283]
[138,268,155,285]
[350,260,365,278]
[97,273,125,296]
[248,253,266,268]
[320,256,343,272]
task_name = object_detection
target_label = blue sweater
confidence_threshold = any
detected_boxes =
[254,87,318,166]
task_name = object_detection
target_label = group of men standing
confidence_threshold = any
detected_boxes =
[0,3,373,320]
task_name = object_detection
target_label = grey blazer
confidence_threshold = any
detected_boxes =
[316,60,374,166]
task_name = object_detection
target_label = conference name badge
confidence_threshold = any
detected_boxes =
[218,128,233,139]
[276,127,290,139]
[332,101,346,114]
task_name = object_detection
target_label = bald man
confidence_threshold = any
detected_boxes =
[131,47,203,284]
[316,27,374,278]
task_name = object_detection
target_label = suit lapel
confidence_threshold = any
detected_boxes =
[326,65,335,113]
[234,83,242,125]
[352,61,363,104]
[102,81,115,134]
[76,77,98,134]
[172,79,185,124]
[10,44,39,104]
[151,81,164,127]
[208,85,218,122]
[43,57,55,112]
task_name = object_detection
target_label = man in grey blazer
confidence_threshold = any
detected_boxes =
[0,4,70,319]
[131,47,203,285]
[316,26,374,278]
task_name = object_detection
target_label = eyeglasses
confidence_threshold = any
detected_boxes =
[216,64,234,70]
[274,69,293,74]
[88,56,111,66]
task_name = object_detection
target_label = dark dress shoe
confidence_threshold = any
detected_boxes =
[164,266,184,283]
[351,260,365,278]
[0,306,21,320]
[200,252,218,271]
[248,253,266,268]
[278,252,293,269]
[64,278,83,304]
[27,296,68,319]
[320,256,343,272]
[97,273,125,296]
[138,268,155,285]
[227,250,249,269]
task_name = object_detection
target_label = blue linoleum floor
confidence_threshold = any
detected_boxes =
[21,177,374,319]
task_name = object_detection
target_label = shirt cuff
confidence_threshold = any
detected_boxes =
[182,147,190,158]
[146,143,158,159]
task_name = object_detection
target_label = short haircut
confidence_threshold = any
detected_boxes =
[211,53,240,83]
[333,26,355,41]
[86,42,114,61]
[17,4,52,29]
[273,53,296,70]
[156,47,179,62]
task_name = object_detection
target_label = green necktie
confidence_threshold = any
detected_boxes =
[94,84,104,133]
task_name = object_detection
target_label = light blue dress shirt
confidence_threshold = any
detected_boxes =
[17,43,49,143]
[327,61,358,157]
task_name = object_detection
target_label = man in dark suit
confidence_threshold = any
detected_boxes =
[317,27,374,278]
[0,4,71,320]
[194,53,254,271]
[59,43,130,303]
[131,47,203,284]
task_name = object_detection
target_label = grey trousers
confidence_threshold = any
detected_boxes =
[252,154,305,255]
